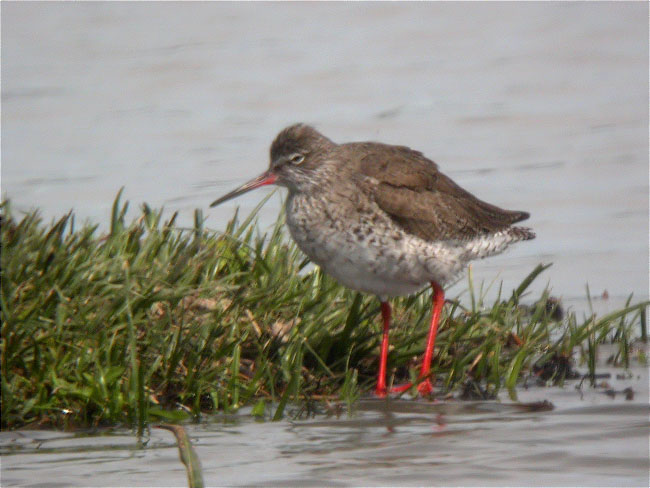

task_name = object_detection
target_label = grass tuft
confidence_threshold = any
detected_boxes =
[1,195,647,429]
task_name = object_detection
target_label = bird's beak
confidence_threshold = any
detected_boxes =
[210,170,277,207]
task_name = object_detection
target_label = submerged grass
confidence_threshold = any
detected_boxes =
[1,193,648,429]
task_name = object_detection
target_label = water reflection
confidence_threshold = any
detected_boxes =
[1,364,647,487]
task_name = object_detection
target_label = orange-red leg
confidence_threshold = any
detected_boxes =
[382,282,445,396]
[375,301,392,397]
[415,281,445,394]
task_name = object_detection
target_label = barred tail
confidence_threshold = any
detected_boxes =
[510,226,536,241]
[462,225,535,261]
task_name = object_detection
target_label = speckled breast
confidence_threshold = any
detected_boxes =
[284,192,469,298]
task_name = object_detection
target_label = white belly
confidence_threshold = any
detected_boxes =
[285,194,468,298]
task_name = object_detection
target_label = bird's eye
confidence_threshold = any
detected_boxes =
[289,153,305,165]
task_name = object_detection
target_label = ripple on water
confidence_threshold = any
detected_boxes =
[1,366,648,486]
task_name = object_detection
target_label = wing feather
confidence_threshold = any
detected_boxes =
[354,143,529,242]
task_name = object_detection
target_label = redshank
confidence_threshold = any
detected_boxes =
[211,124,535,397]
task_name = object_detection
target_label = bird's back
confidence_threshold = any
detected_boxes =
[341,141,534,243]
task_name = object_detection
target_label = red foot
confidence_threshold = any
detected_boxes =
[416,379,434,396]
[374,383,410,397]
[390,382,413,394]
[377,379,435,396]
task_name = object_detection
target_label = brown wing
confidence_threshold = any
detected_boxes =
[354,143,530,242]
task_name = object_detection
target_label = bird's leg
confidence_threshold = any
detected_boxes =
[415,281,445,395]
[390,281,445,396]
[374,301,392,398]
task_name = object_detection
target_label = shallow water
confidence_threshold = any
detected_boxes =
[2,2,648,316]
[2,364,648,487]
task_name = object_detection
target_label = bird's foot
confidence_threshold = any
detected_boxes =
[416,379,434,396]
[388,379,435,396]
[374,383,411,397]
[390,382,413,394]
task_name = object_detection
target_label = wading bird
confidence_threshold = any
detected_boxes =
[211,124,534,396]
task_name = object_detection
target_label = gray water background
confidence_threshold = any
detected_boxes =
[1,3,649,487]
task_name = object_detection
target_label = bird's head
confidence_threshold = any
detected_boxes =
[210,124,334,207]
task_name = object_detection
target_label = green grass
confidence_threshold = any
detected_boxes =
[1,192,648,429]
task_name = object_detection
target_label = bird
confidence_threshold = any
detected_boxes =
[210,124,535,397]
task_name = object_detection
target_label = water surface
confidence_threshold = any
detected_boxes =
[1,364,648,486]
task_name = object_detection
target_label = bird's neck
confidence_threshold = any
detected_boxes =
[283,160,339,196]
